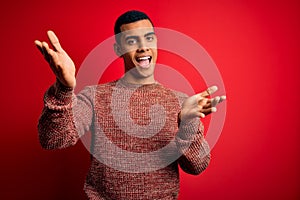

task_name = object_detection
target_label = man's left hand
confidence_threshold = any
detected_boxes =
[179,86,226,122]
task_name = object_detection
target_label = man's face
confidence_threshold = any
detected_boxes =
[116,19,157,81]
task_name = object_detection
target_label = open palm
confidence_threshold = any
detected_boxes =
[35,31,76,88]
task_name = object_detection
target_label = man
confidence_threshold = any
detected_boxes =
[35,10,225,200]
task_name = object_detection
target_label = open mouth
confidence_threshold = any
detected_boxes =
[136,56,152,68]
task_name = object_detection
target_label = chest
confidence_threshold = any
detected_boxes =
[93,86,181,152]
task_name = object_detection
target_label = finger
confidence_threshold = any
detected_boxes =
[220,95,226,102]
[42,41,51,52]
[199,113,205,118]
[198,98,208,106]
[34,40,43,55]
[199,85,218,97]
[201,107,217,116]
[211,96,221,107]
[42,41,56,57]
[47,30,62,52]
[201,98,216,109]
[42,41,53,62]
[203,95,226,109]
[210,95,226,107]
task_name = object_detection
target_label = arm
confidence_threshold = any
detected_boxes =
[35,31,92,149]
[38,81,94,149]
[176,117,210,175]
[176,86,226,175]
[38,81,75,149]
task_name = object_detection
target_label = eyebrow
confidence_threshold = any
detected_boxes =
[144,32,155,37]
[125,35,139,41]
[125,32,156,40]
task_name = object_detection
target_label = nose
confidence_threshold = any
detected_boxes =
[137,39,149,52]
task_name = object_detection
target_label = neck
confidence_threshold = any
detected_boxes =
[123,73,156,85]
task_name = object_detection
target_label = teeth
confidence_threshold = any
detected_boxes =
[137,56,150,61]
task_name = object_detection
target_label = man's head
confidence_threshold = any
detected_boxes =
[114,10,157,84]
[114,10,154,44]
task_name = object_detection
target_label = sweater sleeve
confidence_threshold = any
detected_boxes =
[38,81,94,150]
[175,112,211,175]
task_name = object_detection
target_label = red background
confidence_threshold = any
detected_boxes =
[1,0,299,199]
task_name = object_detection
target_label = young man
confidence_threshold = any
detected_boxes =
[35,10,225,200]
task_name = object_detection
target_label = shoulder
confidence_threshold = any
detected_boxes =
[158,83,189,106]
[77,80,118,98]
[95,80,117,91]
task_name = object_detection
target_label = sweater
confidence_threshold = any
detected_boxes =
[38,78,211,200]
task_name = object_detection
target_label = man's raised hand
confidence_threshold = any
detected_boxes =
[35,30,76,88]
[180,86,226,122]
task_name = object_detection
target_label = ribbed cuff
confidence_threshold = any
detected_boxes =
[44,81,74,110]
[177,118,201,140]
[54,80,74,103]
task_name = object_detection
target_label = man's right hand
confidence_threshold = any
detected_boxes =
[35,30,76,88]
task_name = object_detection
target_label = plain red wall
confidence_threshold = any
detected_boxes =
[0,0,299,199]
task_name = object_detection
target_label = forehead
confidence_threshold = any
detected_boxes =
[120,19,154,37]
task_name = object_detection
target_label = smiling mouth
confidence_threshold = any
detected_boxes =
[136,56,152,68]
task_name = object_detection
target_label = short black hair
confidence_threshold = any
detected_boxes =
[114,10,154,43]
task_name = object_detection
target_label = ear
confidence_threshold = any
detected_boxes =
[114,43,122,57]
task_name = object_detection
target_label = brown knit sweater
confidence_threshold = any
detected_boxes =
[38,78,210,200]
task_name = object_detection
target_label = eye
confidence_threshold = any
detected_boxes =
[126,39,137,45]
[146,35,154,42]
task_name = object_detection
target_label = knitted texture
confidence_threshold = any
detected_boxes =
[38,78,211,200]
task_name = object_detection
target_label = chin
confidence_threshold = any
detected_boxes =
[127,64,155,79]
